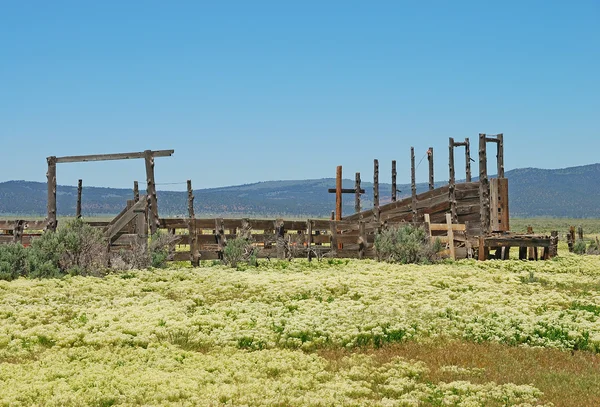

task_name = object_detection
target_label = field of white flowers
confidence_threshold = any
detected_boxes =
[1,254,599,406]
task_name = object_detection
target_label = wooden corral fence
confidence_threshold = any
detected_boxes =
[157,217,380,262]
[0,135,560,263]
[0,220,46,247]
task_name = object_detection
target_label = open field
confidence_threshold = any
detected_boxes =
[1,250,600,406]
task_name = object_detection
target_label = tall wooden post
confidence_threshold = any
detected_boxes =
[479,134,490,235]
[144,150,159,235]
[449,138,457,223]
[76,179,82,219]
[187,180,199,267]
[411,147,417,223]
[497,133,504,178]
[335,165,342,220]
[133,181,139,202]
[46,156,57,232]
[391,160,397,202]
[428,147,434,190]
[355,172,361,213]
[465,138,472,182]
[373,159,379,221]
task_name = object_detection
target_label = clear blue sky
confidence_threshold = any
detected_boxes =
[1,1,598,190]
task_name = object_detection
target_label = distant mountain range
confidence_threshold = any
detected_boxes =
[1,164,599,218]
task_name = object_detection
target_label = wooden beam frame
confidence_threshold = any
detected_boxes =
[54,150,174,164]
[45,149,173,232]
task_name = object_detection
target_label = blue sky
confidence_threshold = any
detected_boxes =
[1,1,598,190]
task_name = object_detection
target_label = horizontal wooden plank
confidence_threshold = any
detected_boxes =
[55,149,174,163]
[327,188,366,194]
[485,237,551,248]
[428,224,466,231]
[0,220,47,230]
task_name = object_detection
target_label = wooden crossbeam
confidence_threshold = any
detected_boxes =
[327,188,366,194]
[54,149,174,163]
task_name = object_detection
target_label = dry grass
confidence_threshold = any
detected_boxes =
[319,339,600,407]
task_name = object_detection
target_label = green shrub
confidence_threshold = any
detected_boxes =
[223,237,258,268]
[111,230,179,270]
[57,218,107,275]
[0,243,28,281]
[374,224,441,264]
[573,240,587,255]
[27,230,63,278]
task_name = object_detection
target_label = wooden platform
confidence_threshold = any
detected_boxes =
[479,232,559,260]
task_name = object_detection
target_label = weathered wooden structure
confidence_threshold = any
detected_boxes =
[45,149,174,233]
[0,135,559,263]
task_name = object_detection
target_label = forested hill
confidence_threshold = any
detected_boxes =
[1,163,599,218]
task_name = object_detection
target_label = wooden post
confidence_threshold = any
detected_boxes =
[354,172,361,213]
[215,218,225,260]
[13,220,23,244]
[306,220,313,261]
[578,226,584,241]
[373,159,379,216]
[549,231,558,258]
[358,221,367,260]
[187,180,199,267]
[330,211,335,221]
[568,226,575,252]
[275,219,286,259]
[329,220,338,257]
[133,181,139,202]
[479,134,490,235]
[411,147,417,223]
[46,156,57,232]
[428,147,434,190]
[135,198,148,253]
[335,166,342,220]
[144,150,160,235]
[497,133,504,178]
[391,160,397,202]
[478,236,488,261]
[465,138,472,182]
[76,179,82,219]
[446,213,455,260]
[449,138,457,224]
[527,226,535,260]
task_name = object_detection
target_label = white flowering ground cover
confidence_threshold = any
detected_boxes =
[1,254,599,406]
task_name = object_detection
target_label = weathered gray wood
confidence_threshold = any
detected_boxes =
[355,172,361,213]
[135,200,148,252]
[76,179,82,219]
[358,221,366,259]
[391,160,397,202]
[144,150,160,235]
[373,159,379,219]
[479,133,490,235]
[330,220,338,256]
[187,180,199,267]
[428,147,434,190]
[46,156,57,232]
[327,188,366,194]
[12,220,23,244]
[497,133,504,178]
[133,181,139,202]
[55,150,174,164]
[105,198,148,243]
[275,218,286,259]
[306,220,313,261]
[465,138,472,182]
[411,147,417,223]
[215,218,225,260]
[449,138,457,223]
